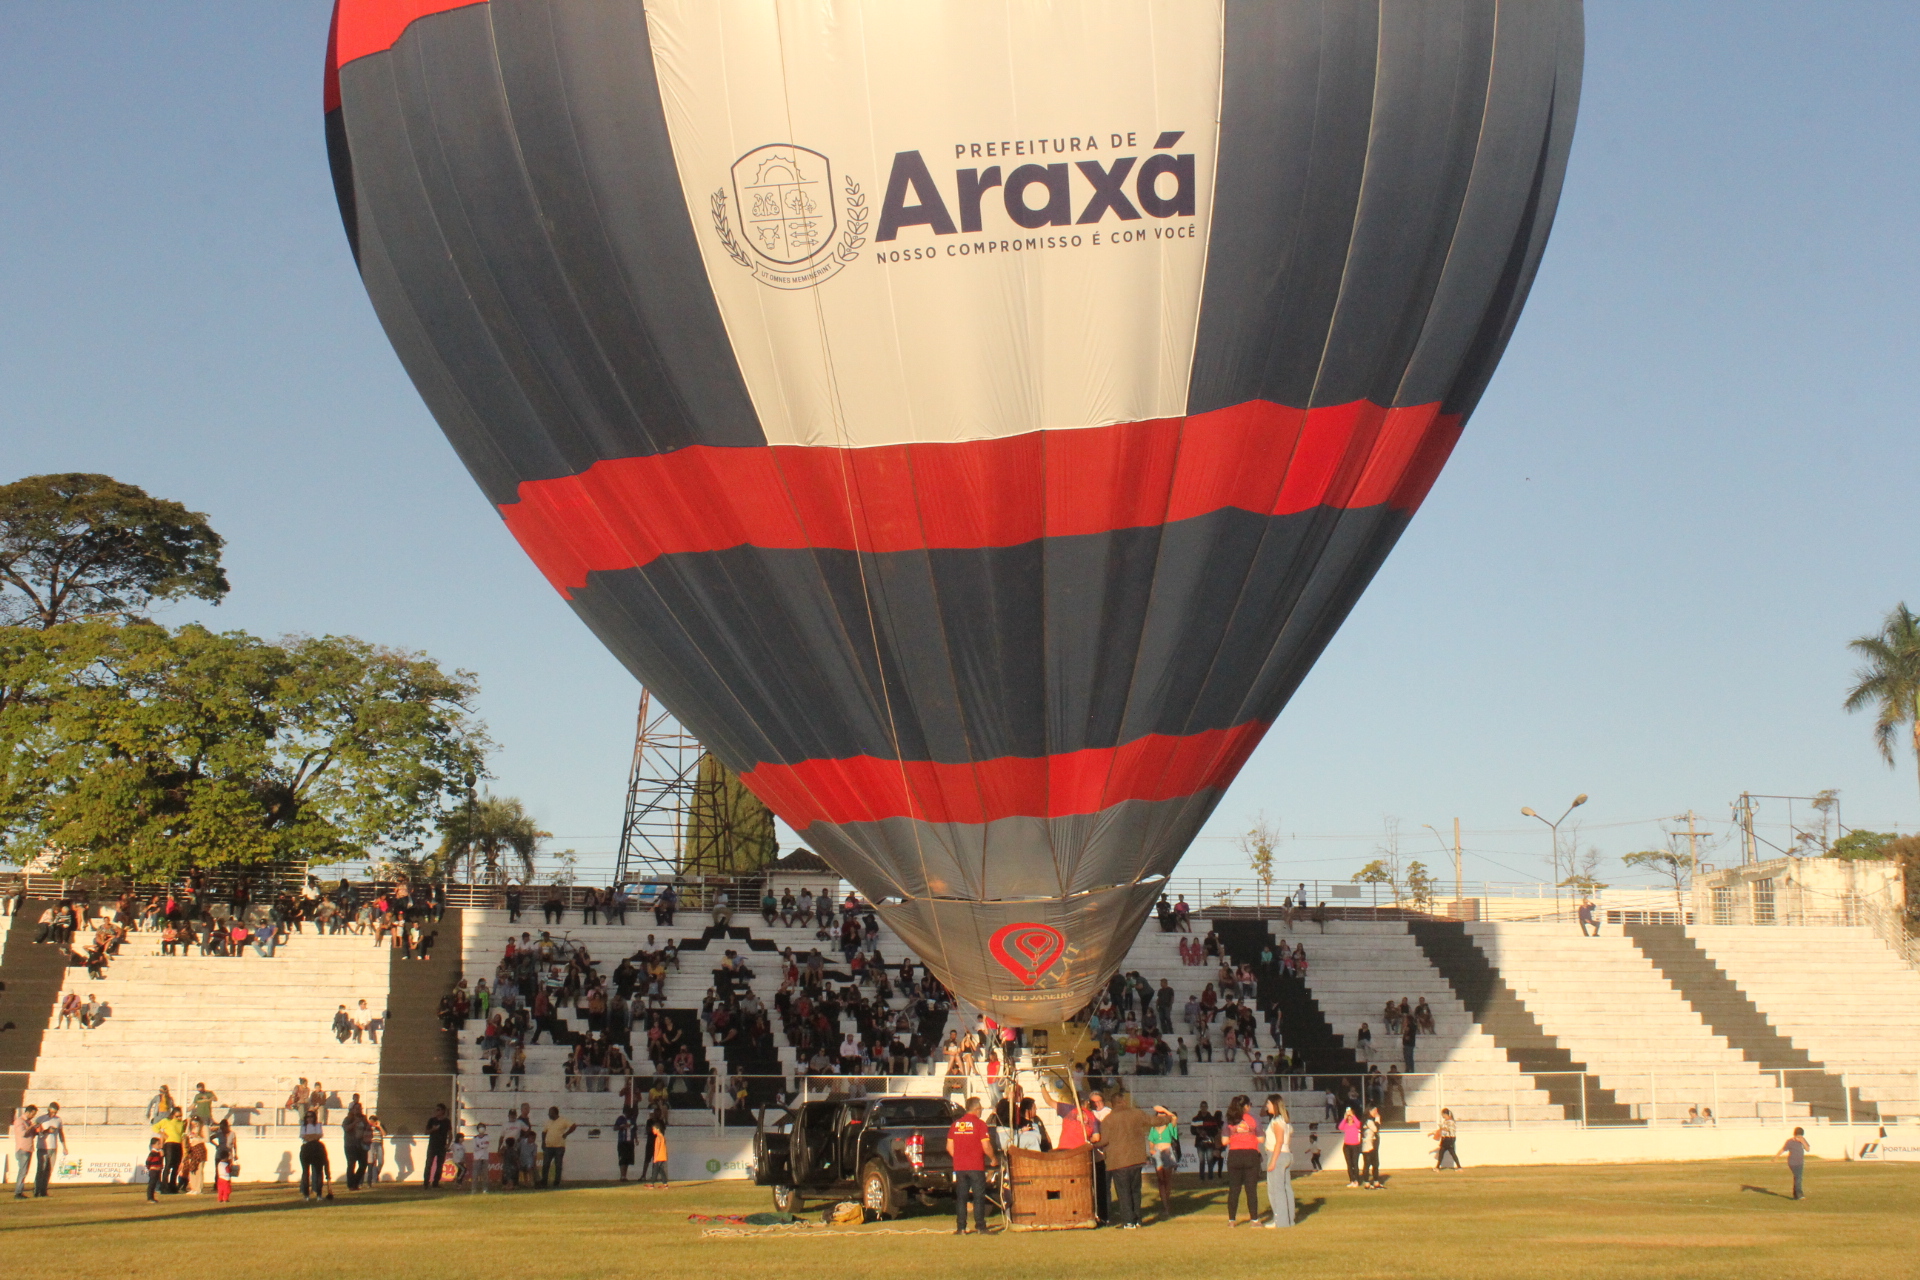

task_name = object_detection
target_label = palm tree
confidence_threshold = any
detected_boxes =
[437,793,549,884]
[1844,603,1920,805]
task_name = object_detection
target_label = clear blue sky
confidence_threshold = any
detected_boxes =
[4,4,1916,887]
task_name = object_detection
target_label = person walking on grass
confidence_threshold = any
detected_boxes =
[1096,1088,1150,1229]
[644,1107,671,1187]
[542,1107,576,1187]
[1361,1105,1384,1189]
[151,1106,185,1194]
[1147,1105,1181,1221]
[10,1104,36,1199]
[614,1109,636,1182]
[1338,1106,1363,1187]
[144,1138,165,1203]
[298,1109,333,1203]
[1778,1128,1811,1201]
[1262,1095,1294,1228]
[947,1096,996,1234]
[1221,1095,1262,1226]
[469,1124,491,1194]
[423,1103,451,1188]
[1432,1108,1461,1169]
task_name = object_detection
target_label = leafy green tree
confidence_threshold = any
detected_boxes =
[1623,848,1695,915]
[0,474,228,627]
[0,621,487,876]
[1830,829,1896,861]
[1240,814,1279,906]
[1353,859,1396,906]
[1404,860,1436,912]
[1559,845,1609,898]
[684,752,776,875]
[436,793,549,884]
[1845,603,1920,804]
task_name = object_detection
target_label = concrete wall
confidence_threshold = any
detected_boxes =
[34,1119,1916,1185]
[1694,856,1903,926]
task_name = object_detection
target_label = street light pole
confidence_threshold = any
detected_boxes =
[463,771,478,887]
[1421,821,1465,914]
[1522,794,1588,916]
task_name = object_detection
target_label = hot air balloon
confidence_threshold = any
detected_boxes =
[325,0,1582,1023]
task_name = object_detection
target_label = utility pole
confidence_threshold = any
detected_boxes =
[1680,810,1702,865]
[1733,793,1758,866]
[1452,817,1463,904]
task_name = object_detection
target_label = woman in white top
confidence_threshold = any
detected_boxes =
[1261,1095,1294,1228]
[297,1110,331,1202]
[1431,1108,1460,1169]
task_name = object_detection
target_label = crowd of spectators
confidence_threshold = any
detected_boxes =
[19,872,445,984]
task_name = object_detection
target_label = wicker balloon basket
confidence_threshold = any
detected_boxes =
[1005,1146,1098,1231]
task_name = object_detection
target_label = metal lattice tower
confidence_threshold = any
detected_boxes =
[613,687,702,885]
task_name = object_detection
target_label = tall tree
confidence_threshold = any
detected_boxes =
[436,793,549,884]
[683,752,776,875]
[1622,848,1694,916]
[0,621,487,876]
[1844,603,1920,805]
[0,474,229,627]
[1239,814,1279,907]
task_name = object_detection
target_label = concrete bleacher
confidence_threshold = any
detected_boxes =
[446,908,1920,1140]
[26,927,390,1126]
[11,886,1912,1162]
[1464,923,1811,1122]
[1688,925,1920,1121]
[449,908,1319,1142]
[1279,920,1561,1123]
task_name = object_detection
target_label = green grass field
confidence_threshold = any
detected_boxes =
[3,1160,1914,1280]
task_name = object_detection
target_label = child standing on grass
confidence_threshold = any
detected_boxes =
[144,1139,164,1203]
[645,1108,670,1187]
[216,1156,233,1203]
[1778,1128,1811,1201]
[470,1124,491,1194]
[1306,1125,1322,1172]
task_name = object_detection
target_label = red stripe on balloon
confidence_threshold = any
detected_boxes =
[325,0,489,112]
[499,400,1461,597]
[739,722,1269,827]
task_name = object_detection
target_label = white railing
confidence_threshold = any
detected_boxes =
[11,1061,1917,1140]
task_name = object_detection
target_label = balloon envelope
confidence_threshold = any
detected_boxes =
[326,0,1581,1022]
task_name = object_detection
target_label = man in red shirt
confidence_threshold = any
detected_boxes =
[946,1097,997,1234]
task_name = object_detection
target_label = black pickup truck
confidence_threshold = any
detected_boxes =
[753,1095,966,1217]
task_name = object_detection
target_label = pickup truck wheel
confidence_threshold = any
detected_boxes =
[860,1161,898,1220]
[772,1185,801,1214]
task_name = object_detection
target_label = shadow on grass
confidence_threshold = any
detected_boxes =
[1739,1185,1796,1199]
[22,1185,525,1227]
[1294,1197,1327,1222]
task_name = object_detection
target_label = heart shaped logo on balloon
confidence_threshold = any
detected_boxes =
[988,923,1066,988]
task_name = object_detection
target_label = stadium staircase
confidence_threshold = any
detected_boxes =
[1273,920,1560,1123]
[449,910,1315,1144]
[378,907,464,1135]
[1409,920,1636,1123]
[1210,918,1360,1080]
[0,900,67,1119]
[24,925,391,1127]
[1463,923,1816,1123]
[1682,925,1920,1121]
[1625,924,1875,1122]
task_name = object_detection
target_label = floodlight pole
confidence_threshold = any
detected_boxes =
[1521,795,1588,917]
